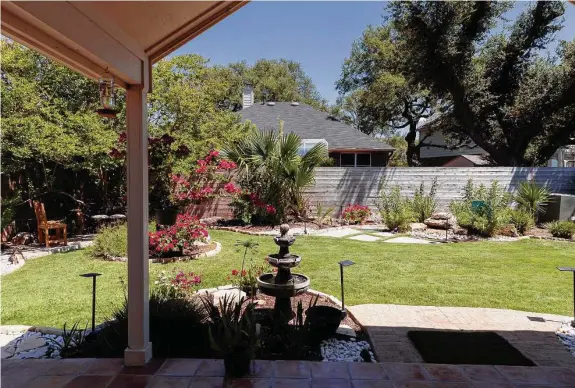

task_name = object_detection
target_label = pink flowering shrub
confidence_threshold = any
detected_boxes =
[148,214,208,257]
[342,204,371,224]
[169,150,236,207]
[154,270,202,299]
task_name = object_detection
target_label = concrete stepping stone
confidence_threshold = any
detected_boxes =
[383,237,431,244]
[372,232,395,237]
[316,228,358,238]
[349,234,380,242]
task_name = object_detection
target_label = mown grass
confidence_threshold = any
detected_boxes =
[2,230,574,328]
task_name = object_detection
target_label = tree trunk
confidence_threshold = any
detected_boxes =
[404,122,420,167]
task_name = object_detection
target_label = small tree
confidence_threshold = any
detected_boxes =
[223,127,328,224]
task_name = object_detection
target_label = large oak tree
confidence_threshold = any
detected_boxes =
[389,1,575,166]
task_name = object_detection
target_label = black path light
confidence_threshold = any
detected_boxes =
[557,266,575,328]
[338,260,355,313]
[80,272,102,333]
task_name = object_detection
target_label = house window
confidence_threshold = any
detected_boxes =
[356,153,371,167]
[340,153,356,167]
[340,153,371,167]
[299,139,328,156]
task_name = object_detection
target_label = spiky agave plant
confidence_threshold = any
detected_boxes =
[515,181,550,219]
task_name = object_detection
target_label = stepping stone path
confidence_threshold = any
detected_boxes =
[316,228,359,238]
[383,236,432,244]
[372,232,395,237]
[349,234,380,242]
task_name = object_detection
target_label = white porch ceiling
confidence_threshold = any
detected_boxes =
[1,1,247,88]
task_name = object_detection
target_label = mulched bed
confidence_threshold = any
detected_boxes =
[247,291,361,332]
[408,330,535,366]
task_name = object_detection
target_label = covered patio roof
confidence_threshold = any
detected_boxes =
[1,1,246,89]
[1,0,247,366]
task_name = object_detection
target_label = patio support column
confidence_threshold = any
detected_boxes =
[124,83,152,366]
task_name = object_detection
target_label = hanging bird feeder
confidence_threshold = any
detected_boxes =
[96,70,118,118]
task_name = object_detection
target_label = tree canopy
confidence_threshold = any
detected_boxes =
[337,1,575,166]
[229,59,327,110]
[335,24,438,165]
[389,0,575,166]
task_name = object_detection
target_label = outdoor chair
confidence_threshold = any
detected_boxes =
[33,200,67,247]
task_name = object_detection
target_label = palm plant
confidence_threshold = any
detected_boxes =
[515,181,550,220]
[223,124,327,223]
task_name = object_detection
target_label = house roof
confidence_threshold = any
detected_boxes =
[458,154,491,165]
[240,102,394,152]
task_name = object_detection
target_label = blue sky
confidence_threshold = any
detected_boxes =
[175,1,575,105]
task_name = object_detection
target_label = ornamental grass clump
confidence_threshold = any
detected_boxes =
[378,186,414,232]
[342,204,371,224]
[515,181,550,222]
[412,178,438,222]
[547,221,575,239]
[449,179,512,237]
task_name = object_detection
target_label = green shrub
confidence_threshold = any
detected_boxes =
[89,223,156,259]
[515,181,550,219]
[509,209,535,235]
[449,180,512,237]
[547,221,575,239]
[378,186,414,232]
[76,293,213,358]
[412,179,438,222]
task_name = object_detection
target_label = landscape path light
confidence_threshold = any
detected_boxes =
[80,272,102,333]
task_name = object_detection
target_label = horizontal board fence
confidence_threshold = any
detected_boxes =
[188,167,575,218]
[306,167,575,215]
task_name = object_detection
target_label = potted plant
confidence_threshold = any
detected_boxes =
[207,295,258,377]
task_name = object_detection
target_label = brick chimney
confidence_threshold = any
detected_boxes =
[242,84,254,109]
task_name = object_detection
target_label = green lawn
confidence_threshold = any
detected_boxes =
[2,230,574,328]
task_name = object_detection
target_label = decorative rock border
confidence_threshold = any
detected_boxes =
[556,319,575,359]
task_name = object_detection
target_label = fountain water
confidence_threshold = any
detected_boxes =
[257,224,310,318]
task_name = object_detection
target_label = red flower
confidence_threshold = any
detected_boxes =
[241,269,247,277]
[265,205,276,215]
[232,269,239,276]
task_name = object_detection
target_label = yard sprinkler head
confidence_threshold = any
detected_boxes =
[80,272,102,333]
[557,266,575,327]
[338,260,355,313]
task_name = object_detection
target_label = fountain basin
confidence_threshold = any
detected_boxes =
[266,253,301,268]
[257,273,310,298]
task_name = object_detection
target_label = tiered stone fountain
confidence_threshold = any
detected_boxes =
[257,224,310,318]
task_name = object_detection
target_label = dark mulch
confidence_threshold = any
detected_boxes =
[250,291,361,332]
[407,331,535,366]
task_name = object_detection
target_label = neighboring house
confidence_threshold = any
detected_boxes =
[418,114,575,167]
[239,86,395,167]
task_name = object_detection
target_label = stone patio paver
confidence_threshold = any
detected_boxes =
[349,234,380,242]
[4,358,575,387]
[348,304,574,367]
[316,228,359,238]
[383,237,432,244]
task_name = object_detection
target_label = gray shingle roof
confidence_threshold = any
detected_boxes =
[239,102,394,151]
